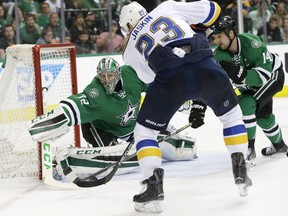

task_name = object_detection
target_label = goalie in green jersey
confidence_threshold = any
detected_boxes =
[212,16,287,166]
[28,57,197,180]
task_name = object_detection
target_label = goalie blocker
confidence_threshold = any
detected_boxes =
[29,105,70,142]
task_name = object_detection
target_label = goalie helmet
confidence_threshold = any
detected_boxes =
[119,2,147,35]
[214,15,236,34]
[97,57,121,95]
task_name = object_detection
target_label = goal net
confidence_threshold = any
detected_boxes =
[0,44,80,179]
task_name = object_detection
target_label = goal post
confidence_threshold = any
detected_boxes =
[0,43,80,179]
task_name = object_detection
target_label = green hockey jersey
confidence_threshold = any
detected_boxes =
[60,65,148,139]
[214,33,282,93]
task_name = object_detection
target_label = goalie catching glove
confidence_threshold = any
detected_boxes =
[189,100,207,129]
[219,61,247,84]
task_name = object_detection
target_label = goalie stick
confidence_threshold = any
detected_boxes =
[42,122,192,189]
[73,122,193,188]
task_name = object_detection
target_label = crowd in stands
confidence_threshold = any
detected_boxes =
[0,0,129,59]
[219,0,288,42]
[0,0,288,60]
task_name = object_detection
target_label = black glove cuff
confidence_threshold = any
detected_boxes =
[190,100,207,112]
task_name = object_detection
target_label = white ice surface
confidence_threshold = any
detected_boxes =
[0,98,287,216]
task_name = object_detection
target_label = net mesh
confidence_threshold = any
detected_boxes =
[0,44,78,178]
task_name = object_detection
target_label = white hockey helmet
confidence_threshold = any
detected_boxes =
[97,57,121,95]
[119,2,147,35]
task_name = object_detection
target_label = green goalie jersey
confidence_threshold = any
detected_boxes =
[60,65,148,139]
[214,33,282,93]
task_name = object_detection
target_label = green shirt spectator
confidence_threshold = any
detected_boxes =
[20,0,41,16]
[37,2,51,29]
[20,14,41,44]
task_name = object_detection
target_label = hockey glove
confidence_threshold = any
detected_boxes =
[219,61,247,84]
[190,24,215,41]
[189,100,207,129]
[205,26,215,41]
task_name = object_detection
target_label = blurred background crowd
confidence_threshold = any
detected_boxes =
[0,0,288,60]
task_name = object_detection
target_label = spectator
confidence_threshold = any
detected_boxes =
[45,0,63,14]
[43,12,61,43]
[246,0,272,34]
[96,20,124,53]
[74,29,96,54]
[274,2,287,27]
[20,0,41,17]
[281,15,288,41]
[20,14,41,44]
[0,24,16,60]
[0,3,13,26]
[36,27,59,44]
[69,12,88,43]
[11,6,26,29]
[2,1,15,22]
[257,15,283,42]
[85,11,105,43]
[37,2,51,29]
[249,0,275,13]
[0,5,8,35]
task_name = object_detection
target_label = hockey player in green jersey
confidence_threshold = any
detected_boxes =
[212,15,287,165]
[28,57,197,179]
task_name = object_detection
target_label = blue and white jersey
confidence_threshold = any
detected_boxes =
[122,0,221,84]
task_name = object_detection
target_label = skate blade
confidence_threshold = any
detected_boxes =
[134,200,163,214]
[238,184,250,197]
[246,160,256,170]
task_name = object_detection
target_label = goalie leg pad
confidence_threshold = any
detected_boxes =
[158,124,197,161]
[28,106,70,142]
[159,137,197,161]
[55,142,139,180]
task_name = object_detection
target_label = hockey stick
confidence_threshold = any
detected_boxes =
[73,122,193,188]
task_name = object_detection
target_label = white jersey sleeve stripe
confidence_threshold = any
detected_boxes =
[60,98,82,126]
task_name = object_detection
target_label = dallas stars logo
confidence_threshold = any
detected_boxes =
[117,100,140,126]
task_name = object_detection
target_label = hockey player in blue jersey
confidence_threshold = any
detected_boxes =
[119,1,252,213]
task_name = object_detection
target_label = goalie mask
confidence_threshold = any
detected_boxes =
[119,2,147,35]
[97,57,121,95]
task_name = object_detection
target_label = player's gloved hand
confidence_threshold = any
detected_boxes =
[190,24,215,41]
[189,100,207,129]
[205,26,215,41]
[219,61,247,84]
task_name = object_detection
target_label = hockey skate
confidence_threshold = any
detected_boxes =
[261,141,287,156]
[134,168,164,214]
[246,147,256,168]
[231,152,252,197]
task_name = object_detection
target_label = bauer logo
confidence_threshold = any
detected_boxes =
[16,64,64,102]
